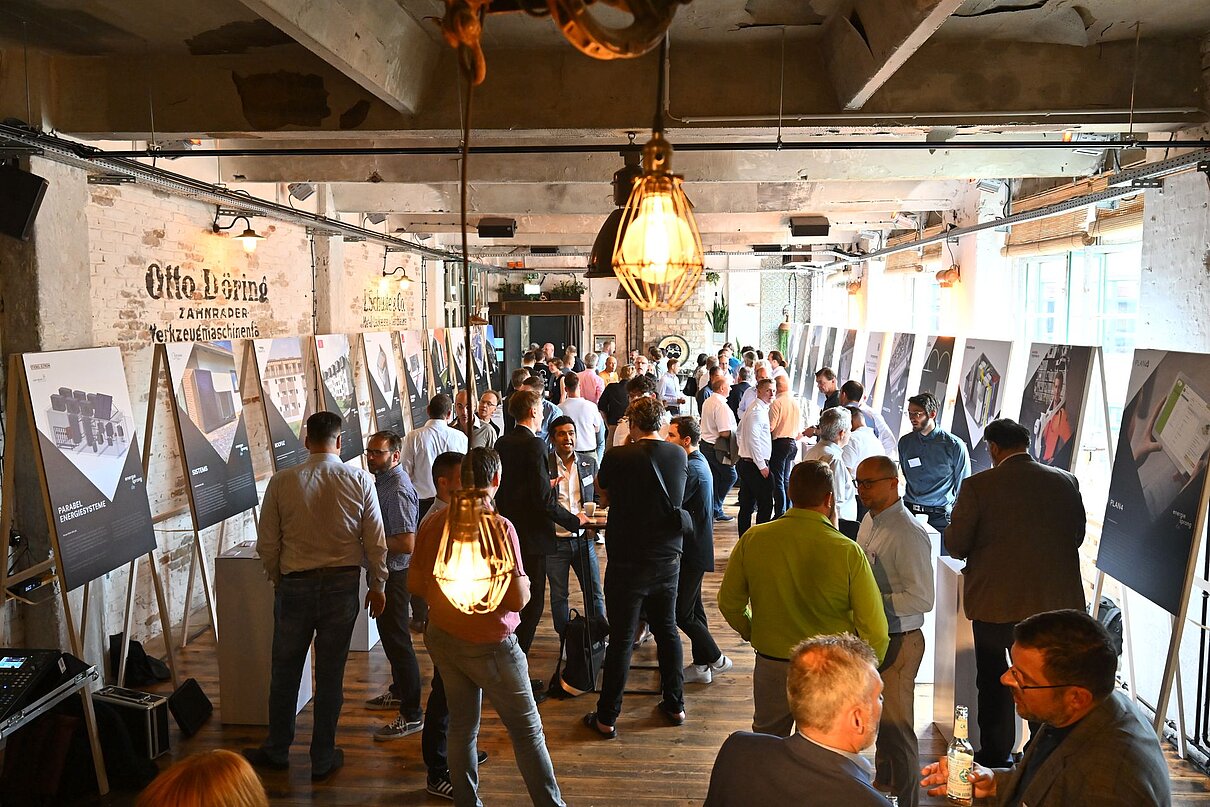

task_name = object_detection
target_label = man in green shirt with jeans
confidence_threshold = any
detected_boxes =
[719,459,889,736]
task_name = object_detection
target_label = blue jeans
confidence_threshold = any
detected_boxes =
[379,568,423,721]
[770,437,797,518]
[425,625,565,807]
[702,442,737,519]
[261,569,360,770]
[595,558,684,726]
[546,534,606,636]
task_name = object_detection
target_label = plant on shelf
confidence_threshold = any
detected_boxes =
[704,271,721,285]
[549,278,586,300]
[523,272,541,284]
[707,293,729,337]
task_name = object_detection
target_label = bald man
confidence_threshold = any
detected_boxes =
[767,374,802,518]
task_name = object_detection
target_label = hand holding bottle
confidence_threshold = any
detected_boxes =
[919,756,995,801]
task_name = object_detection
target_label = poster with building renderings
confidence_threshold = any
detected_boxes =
[836,329,858,384]
[362,332,405,435]
[863,331,885,402]
[164,341,258,530]
[22,347,158,590]
[1016,343,1094,472]
[950,339,1014,473]
[471,325,492,396]
[785,323,805,394]
[253,337,315,470]
[314,334,364,462]
[429,328,455,400]
[399,330,430,429]
[448,327,469,395]
[791,324,811,398]
[881,333,916,438]
[917,336,957,421]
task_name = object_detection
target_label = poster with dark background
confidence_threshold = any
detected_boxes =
[429,328,455,400]
[918,335,957,421]
[805,326,824,403]
[399,330,430,429]
[863,331,885,400]
[23,348,158,590]
[315,334,364,461]
[836,329,858,383]
[792,324,811,398]
[786,324,805,394]
[881,333,916,437]
[448,327,469,395]
[253,337,315,470]
[165,341,258,530]
[1017,343,1094,472]
[362,332,404,435]
[950,339,1014,472]
[471,325,492,396]
[1098,350,1210,615]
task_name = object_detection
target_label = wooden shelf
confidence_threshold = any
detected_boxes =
[489,299,586,316]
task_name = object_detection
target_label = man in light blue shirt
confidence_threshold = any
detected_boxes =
[897,391,970,538]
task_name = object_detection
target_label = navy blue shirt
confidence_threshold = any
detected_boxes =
[375,463,420,571]
[682,449,716,572]
[897,427,971,510]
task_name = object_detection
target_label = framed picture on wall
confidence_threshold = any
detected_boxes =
[594,334,616,353]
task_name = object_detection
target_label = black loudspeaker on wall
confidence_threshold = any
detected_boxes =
[0,162,49,241]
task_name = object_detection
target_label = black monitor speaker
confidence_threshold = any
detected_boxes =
[0,163,49,241]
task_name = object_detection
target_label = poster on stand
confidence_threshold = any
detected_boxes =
[863,332,885,400]
[253,337,315,471]
[881,333,916,437]
[22,347,157,590]
[786,324,805,393]
[836,329,858,383]
[429,328,455,400]
[315,334,364,461]
[362,332,404,435]
[448,327,469,395]
[164,342,258,530]
[950,339,1014,472]
[1017,344,1094,472]
[805,325,825,401]
[399,330,430,429]
[1097,350,1210,615]
[791,324,811,397]
[918,336,957,421]
[470,326,492,396]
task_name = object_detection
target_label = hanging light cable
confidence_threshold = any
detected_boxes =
[610,36,704,311]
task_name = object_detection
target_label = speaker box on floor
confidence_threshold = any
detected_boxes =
[0,163,49,241]
[167,677,212,737]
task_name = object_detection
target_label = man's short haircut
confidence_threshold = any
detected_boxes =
[710,375,729,392]
[524,375,545,391]
[737,366,754,382]
[306,411,343,444]
[427,394,453,420]
[788,460,834,508]
[465,447,501,489]
[667,358,679,372]
[908,391,939,415]
[840,380,865,402]
[817,406,850,443]
[563,372,580,393]
[1014,610,1117,700]
[857,454,898,480]
[815,366,837,381]
[617,365,635,382]
[742,350,757,363]
[775,374,790,393]
[756,378,774,394]
[670,415,701,446]
[584,352,598,369]
[984,418,1030,450]
[696,353,709,367]
[508,389,541,421]
[522,350,537,363]
[549,415,576,434]
[706,355,719,369]
[787,634,879,732]
[480,389,501,405]
[510,367,531,389]
[626,374,657,397]
[626,396,665,434]
[717,348,728,358]
[369,430,402,454]
[431,451,465,488]
[846,403,865,427]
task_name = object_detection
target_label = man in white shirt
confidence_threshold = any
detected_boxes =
[767,374,802,518]
[736,378,774,536]
[840,380,898,459]
[546,417,606,639]
[843,405,884,479]
[803,406,858,538]
[558,372,606,464]
[737,362,770,419]
[577,352,605,404]
[700,375,738,522]
[658,357,687,415]
[399,393,469,520]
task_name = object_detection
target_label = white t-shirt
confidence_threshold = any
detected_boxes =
[559,397,603,452]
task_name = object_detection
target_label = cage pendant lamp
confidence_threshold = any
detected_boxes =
[434,489,517,614]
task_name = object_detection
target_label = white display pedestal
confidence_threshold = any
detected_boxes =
[350,575,381,652]
[918,519,941,685]
[215,542,313,725]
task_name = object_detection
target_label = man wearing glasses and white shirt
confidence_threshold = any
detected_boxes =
[400,394,470,521]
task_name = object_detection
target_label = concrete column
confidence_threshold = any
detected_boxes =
[1138,170,1210,352]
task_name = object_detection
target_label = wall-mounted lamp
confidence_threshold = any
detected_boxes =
[846,279,863,296]
[212,208,264,253]
[936,264,961,288]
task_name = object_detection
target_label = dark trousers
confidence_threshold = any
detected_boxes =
[702,442,737,519]
[380,568,423,721]
[413,498,437,622]
[769,438,797,518]
[595,559,683,725]
[261,569,360,770]
[516,552,548,655]
[421,668,450,775]
[676,566,722,667]
[736,459,773,536]
[972,619,1018,767]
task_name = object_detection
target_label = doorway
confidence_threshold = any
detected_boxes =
[529,316,568,354]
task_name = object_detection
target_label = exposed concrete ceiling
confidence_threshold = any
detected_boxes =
[1,0,1207,256]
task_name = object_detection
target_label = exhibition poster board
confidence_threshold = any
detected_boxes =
[362,332,405,435]
[1097,349,1210,615]
[1017,343,1094,472]
[785,323,804,392]
[863,331,885,401]
[836,329,858,384]
[429,328,455,400]
[470,325,493,396]
[791,323,811,398]
[164,342,259,530]
[950,339,1014,473]
[881,332,916,438]
[252,337,315,471]
[22,347,158,590]
[399,330,430,429]
[448,327,469,395]
[805,325,825,402]
[918,335,957,421]
[314,334,364,462]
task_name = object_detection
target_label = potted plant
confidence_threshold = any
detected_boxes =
[707,293,729,343]
[549,278,586,300]
[704,271,721,285]
[496,281,525,301]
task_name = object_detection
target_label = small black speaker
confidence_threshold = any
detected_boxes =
[0,163,48,241]
[167,677,213,738]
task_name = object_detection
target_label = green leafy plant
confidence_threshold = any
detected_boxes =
[707,293,729,332]
[523,272,541,283]
[496,281,523,295]
[549,278,586,300]
[704,271,721,285]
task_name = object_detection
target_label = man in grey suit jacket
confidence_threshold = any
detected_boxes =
[922,610,1169,806]
[944,418,1085,768]
[546,416,605,638]
[705,634,891,806]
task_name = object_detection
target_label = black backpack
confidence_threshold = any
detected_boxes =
[550,610,608,697]
[108,634,170,687]
[1094,596,1124,656]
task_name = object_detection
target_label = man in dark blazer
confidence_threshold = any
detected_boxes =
[921,610,1170,807]
[667,416,731,684]
[501,367,531,435]
[545,416,605,638]
[944,418,1086,768]
[704,634,891,806]
[496,390,586,672]
[726,366,752,420]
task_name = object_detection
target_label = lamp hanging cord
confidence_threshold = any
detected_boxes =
[459,45,477,441]
[653,35,668,135]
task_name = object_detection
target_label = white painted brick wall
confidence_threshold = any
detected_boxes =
[1139,170,1210,353]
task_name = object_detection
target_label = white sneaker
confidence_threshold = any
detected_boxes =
[683,663,713,684]
[709,654,734,676]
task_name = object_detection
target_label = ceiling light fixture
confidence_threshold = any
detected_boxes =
[586,141,643,279]
[212,207,264,253]
[936,264,961,288]
[610,37,704,312]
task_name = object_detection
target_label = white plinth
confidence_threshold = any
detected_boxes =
[350,575,381,652]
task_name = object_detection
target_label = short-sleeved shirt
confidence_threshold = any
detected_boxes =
[376,463,420,571]
[598,438,687,565]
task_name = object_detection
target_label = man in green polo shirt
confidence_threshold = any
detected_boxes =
[719,459,889,736]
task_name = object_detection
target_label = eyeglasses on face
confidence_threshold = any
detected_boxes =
[364,448,391,456]
[1005,664,1074,691]
[854,477,896,488]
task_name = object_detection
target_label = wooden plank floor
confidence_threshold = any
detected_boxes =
[91,495,1210,805]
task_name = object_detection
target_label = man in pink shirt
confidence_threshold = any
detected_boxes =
[577,352,605,404]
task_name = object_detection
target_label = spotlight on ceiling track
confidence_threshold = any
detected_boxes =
[287,182,316,201]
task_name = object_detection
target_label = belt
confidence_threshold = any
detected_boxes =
[890,628,923,637]
[284,565,361,579]
[756,651,789,663]
[905,502,947,516]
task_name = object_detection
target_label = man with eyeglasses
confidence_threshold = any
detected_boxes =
[921,609,1169,806]
[897,391,970,537]
[854,456,934,807]
[452,390,496,450]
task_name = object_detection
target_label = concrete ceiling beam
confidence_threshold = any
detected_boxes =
[821,0,965,111]
[235,0,438,114]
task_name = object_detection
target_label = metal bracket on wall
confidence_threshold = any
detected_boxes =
[1198,160,1210,191]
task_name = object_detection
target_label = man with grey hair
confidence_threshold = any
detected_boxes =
[737,361,770,419]
[577,351,604,404]
[804,406,859,538]
[704,634,891,806]
[768,374,802,518]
